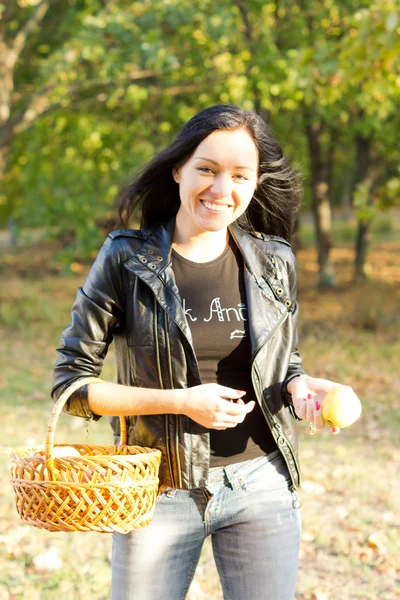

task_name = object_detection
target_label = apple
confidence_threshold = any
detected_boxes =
[50,446,81,458]
[47,446,98,483]
[41,446,82,481]
[81,465,97,483]
[322,387,362,428]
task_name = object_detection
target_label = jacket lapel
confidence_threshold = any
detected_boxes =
[123,219,287,362]
[229,225,288,361]
[123,218,195,346]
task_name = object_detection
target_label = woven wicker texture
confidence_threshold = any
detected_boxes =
[10,377,162,533]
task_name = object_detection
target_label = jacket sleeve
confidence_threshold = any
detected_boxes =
[51,235,125,420]
[281,250,305,420]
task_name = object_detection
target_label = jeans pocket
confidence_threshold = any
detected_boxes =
[240,451,291,493]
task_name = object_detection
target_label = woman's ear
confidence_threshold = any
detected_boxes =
[172,167,180,184]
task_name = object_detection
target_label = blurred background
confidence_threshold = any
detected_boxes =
[0,1,399,599]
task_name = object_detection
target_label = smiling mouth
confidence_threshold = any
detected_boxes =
[201,200,232,213]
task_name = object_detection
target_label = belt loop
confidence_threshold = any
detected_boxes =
[223,465,241,490]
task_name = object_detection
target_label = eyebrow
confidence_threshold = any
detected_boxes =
[194,157,256,172]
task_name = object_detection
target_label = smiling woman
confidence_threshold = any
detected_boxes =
[171,129,259,262]
[52,104,360,600]
[117,104,300,241]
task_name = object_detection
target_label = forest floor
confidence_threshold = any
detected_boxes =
[0,220,399,600]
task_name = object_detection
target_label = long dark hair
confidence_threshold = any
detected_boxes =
[117,104,301,240]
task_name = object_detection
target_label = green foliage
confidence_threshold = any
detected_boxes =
[353,172,400,225]
[383,175,400,207]
[353,180,377,223]
[1,0,400,259]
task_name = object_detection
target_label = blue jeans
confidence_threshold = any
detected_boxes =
[111,450,302,600]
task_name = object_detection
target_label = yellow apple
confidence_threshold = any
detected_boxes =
[322,387,362,428]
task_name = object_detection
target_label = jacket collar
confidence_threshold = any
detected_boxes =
[124,218,192,343]
[124,217,282,280]
[124,217,175,276]
[123,218,289,358]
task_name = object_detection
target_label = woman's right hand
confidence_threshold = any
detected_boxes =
[176,384,256,430]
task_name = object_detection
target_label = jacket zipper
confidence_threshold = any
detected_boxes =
[164,313,183,488]
[252,362,302,499]
[250,311,302,492]
[243,266,302,491]
[153,297,176,487]
[139,251,298,492]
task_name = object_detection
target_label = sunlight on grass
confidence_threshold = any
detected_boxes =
[1,224,399,600]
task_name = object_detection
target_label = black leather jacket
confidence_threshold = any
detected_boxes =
[52,218,305,491]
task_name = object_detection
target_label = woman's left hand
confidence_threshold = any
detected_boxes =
[287,375,343,435]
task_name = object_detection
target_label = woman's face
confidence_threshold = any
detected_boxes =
[172,128,259,236]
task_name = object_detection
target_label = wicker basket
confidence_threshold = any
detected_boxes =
[10,377,162,534]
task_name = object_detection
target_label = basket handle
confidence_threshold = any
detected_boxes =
[45,377,128,477]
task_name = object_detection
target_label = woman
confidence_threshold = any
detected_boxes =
[52,104,350,600]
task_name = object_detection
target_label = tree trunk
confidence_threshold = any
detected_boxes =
[341,167,354,219]
[0,141,13,225]
[0,112,14,223]
[0,142,10,180]
[354,220,370,280]
[231,0,270,121]
[305,119,335,287]
[353,135,371,281]
[0,32,14,222]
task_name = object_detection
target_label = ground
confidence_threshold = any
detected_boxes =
[0,218,399,599]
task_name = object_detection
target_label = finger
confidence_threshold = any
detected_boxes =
[307,378,343,395]
[290,377,310,404]
[290,379,313,419]
[330,426,340,435]
[305,394,314,421]
[293,398,306,420]
[220,398,253,416]
[216,385,247,400]
[214,402,256,426]
[213,412,246,425]
[234,399,256,410]
[313,399,324,430]
[210,421,238,430]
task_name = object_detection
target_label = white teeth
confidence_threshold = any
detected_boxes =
[202,200,230,212]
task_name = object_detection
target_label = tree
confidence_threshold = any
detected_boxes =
[2,0,399,277]
[220,1,363,285]
[0,0,203,229]
[335,0,400,279]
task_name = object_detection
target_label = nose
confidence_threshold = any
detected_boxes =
[210,173,232,199]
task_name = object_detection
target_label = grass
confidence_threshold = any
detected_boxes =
[298,210,398,247]
[1,219,399,599]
